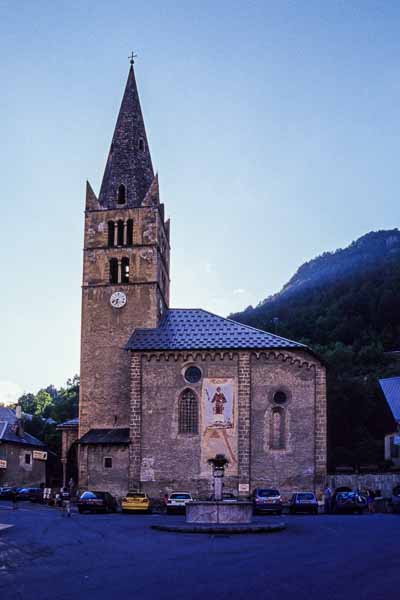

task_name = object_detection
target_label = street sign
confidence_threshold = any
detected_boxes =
[0,459,7,469]
[33,451,48,461]
[238,483,250,493]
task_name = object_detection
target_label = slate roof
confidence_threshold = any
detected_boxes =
[126,309,306,352]
[0,406,46,447]
[79,428,130,445]
[0,406,18,423]
[98,65,154,208]
[0,423,46,447]
[379,377,400,421]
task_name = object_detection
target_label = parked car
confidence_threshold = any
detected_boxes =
[391,485,400,513]
[332,489,367,514]
[289,492,319,514]
[77,491,118,514]
[27,488,44,503]
[16,488,33,501]
[0,487,18,500]
[252,488,282,515]
[121,491,151,513]
[222,492,237,503]
[166,491,193,514]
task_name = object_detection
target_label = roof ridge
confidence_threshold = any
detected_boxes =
[195,308,307,348]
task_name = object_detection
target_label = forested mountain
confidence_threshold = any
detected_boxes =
[230,229,400,469]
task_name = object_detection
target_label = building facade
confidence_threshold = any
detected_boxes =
[74,63,327,500]
[0,407,47,487]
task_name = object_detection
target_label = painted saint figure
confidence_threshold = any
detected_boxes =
[211,387,227,416]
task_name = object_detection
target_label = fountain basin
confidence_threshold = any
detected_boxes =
[186,501,253,524]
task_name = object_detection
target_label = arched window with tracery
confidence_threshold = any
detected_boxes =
[270,406,285,449]
[108,221,115,247]
[178,389,198,434]
[126,219,133,246]
[117,184,126,205]
[121,257,130,283]
[109,258,118,284]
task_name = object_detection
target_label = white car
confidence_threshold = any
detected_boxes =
[166,491,193,513]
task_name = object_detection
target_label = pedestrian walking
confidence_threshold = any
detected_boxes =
[367,489,375,514]
[11,488,18,510]
[324,484,332,514]
[61,497,71,517]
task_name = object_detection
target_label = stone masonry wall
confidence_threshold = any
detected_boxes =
[329,473,400,498]
[250,351,325,497]
[85,445,129,498]
[238,352,251,494]
[0,445,45,488]
[132,348,325,502]
[79,194,169,446]
[138,352,238,500]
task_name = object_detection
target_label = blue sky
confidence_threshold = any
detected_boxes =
[1,0,400,401]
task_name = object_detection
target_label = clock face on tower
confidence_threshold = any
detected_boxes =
[110,291,127,309]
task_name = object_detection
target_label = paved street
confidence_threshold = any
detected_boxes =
[0,502,399,600]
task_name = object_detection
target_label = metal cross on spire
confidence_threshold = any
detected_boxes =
[128,51,137,66]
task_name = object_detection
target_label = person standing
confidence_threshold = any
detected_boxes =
[324,484,332,514]
[11,488,18,510]
[367,489,375,514]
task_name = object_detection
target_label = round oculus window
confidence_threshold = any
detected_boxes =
[184,366,202,384]
[273,391,287,404]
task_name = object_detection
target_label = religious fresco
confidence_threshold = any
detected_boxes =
[200,378,238,477]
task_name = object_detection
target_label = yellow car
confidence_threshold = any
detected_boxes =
[121,492,151,513]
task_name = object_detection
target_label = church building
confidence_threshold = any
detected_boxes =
[72,62,327,500]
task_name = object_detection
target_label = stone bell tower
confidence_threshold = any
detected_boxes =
[79,62,170,440]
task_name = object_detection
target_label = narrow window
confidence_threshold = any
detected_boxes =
[121,257,130,283]
[270,407,285,449]
[109,258,118,284]
[117,184,126,205]
[108,221,115,247]
[178,389,198,434]
[126,219,133,246]
[104,457,112,469]
[117,220,124,246]
[25,453,31,465]
[139,138,144,152]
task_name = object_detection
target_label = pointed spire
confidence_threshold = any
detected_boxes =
[142,173,159,207]
[98,64,154,208]
[85,180,99,211]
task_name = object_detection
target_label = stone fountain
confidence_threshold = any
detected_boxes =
[185,454,253,525]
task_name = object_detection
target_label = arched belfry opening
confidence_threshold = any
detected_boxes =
[109,258,118,284]
[117,220,124,246]
[108,221,115,247]
[121,257,130,283]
